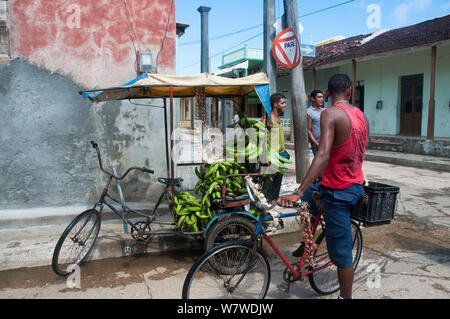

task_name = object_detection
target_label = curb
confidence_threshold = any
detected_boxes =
[0,211,302,271]
[364,153,450,172]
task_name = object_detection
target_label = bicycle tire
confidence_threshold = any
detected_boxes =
[52,209,101,276]
[204,215,259,251]
[182,240,271,299]
[308,220,362,295]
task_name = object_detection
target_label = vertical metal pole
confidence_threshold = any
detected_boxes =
[427,45,436,140]
[113,167,128,233]
[264,0,277,94]
[170,87,175,199]
[198,6,211,74]
[164,98,171,179]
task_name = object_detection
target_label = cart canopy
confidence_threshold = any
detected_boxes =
[80,72,272,118]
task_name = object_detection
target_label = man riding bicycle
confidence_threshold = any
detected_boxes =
[277,74,370,299]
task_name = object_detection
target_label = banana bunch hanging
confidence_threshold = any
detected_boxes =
[225,117,292,174]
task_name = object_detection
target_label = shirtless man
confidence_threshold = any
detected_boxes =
[277,74,369,299]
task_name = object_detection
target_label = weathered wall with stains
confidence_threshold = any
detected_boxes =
[9,0,176,87]
[0,0,177,212]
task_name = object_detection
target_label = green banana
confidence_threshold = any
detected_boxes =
[207,181,219,194]
[177,208,191,216]
[191,215,199,232]
[194,167,202,179]
[177,215,187,229]
[232,181,242,189]
[279,156,292,164]
[205,163,218,179]
[252,121,266,129]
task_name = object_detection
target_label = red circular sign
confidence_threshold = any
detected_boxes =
[272,27,301,69]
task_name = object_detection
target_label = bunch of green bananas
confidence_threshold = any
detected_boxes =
[265,145,291,174]
[194,161,248,199]
[173,192,213,232]
[225,117,292,174]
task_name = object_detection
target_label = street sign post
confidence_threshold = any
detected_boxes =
[271,27,301,69]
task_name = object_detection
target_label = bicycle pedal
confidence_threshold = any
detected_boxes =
[124,245,132,254]
[277,282,290,294]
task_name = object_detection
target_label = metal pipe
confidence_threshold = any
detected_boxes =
[170,86,175,199]
[197,6,211,73]
[163,98,171,179]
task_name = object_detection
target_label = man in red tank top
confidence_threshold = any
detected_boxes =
[278,74,370,299]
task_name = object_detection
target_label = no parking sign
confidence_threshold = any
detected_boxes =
[271,27,301,69]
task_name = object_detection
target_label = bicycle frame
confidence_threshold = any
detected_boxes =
[254,206,362,283]
[255,209,328,281]
[93,174,174,234]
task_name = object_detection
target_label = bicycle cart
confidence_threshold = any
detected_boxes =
[52,72,275,276]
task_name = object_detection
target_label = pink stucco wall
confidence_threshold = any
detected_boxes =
[9,0,176,88]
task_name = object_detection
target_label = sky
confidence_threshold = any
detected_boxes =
[175,0,450,75]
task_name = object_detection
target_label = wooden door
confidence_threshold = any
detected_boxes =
[400,75,423,136]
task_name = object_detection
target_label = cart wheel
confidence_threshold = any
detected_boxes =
[204,215,260,251]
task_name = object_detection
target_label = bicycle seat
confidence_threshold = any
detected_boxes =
[211,194,249,204]
[158,177,183,187]
[225,194,249,201]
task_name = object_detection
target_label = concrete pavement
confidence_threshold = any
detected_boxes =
[0,149,449,299]
[0,221,448,299]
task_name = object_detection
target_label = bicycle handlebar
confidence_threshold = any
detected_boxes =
[141,168,155,174]
[244,178,302,222]
[90,141,154,180]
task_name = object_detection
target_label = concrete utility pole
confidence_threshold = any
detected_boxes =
[263,0,277,94]
[197,6,211,73]
[283,0,310,182]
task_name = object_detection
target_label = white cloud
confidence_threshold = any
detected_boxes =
[394,0,432,26]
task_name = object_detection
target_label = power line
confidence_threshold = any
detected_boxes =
[181,31,263,70]
[123,0,140,72]
[210,32,263,59]
[155,0,175,72]
[179,0,356,71]
[179,24,262,46]
[299,0,355,18]
[179,0,356,48]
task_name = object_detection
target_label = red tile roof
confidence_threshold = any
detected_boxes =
[277,14,450,75]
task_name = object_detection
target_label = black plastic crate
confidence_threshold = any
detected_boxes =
[351,181,400,226]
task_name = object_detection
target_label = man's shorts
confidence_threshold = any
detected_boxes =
[301,182,364,268]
